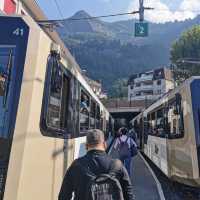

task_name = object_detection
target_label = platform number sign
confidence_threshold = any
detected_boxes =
[135,22,148,37]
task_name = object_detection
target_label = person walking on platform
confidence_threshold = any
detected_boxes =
[114,127,137,176]
[128,125,138,144]
[59,129,134,200]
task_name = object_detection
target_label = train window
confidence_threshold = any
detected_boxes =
[96,105,100,129]
[147,109,166,137]
[0,47,14,137]
[80,90,90,132]
[60,75,70,129]
[165,96,184,139]
[156,109,165,137]
[151,112,155,120]
[100,115,104,131]
[145,95,184,139]
[40,56,70,138]
[90,100,96,129]
[46,65,62,129]
[170,118,178,136]
[105,120,110,139]
[157,80,161,85]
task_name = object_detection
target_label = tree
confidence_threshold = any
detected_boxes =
[171,25,200,84]
[110,78,128,98]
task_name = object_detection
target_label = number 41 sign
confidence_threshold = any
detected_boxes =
[135,22,148,37]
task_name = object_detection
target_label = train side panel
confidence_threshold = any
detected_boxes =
[2,15,113,200]
[167,82,198,183]
[144,136,169,176]
[4,17,65,200]
[139,78,200,187]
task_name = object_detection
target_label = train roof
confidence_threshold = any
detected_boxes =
[20,0,81,73]
[144,76,200,114]
[132,76,200,121]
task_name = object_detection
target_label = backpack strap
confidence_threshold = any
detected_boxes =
[125,136,129,143]
[127,136,132,150]
[119,136,129,143]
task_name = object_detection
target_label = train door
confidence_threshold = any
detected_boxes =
[0,17,29,199]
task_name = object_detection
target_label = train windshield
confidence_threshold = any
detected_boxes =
[47,64,63,129]
[0,47,15,138]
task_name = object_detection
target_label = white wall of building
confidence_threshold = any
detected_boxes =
[128,75,174,102]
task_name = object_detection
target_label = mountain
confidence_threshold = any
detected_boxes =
[58,11,200,96]
[59,10,113,36]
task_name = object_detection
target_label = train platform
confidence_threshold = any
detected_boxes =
[109,147,165,200]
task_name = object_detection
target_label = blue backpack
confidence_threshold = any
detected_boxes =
[118,137,131,159]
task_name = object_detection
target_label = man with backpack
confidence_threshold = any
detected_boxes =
[114,127,137,176]
[59,129,134,200]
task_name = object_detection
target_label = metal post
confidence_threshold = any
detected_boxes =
[139,0,144,21]
[130,94,132,107]
[170,63,176,88]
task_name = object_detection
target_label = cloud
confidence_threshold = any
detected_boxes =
[128,0,200,23]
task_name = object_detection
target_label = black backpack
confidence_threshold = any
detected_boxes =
[86,173,124,200]
[84,158,124,200]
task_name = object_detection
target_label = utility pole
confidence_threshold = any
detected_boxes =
[139,0,144,21]
[38,0,153,31]
[135,0,154,37]
[139,0,154,22]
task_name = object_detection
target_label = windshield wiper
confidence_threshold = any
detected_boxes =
[3,50,13,107]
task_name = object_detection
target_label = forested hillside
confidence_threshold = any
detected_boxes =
[58,10,200,95]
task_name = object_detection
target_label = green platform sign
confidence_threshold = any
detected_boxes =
[135,22,148,37]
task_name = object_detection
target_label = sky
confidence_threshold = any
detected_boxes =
[37,0,200,23]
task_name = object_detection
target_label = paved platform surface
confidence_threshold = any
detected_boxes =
[110,148,161,200]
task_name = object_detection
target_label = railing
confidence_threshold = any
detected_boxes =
[133,84,153,91]
[132,95,160,101]
[103,99,154,109]
[134,75,153,83]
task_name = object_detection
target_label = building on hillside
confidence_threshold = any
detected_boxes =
[128,68,174,101]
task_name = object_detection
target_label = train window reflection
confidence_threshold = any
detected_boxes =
[168,96,184,138]
[90,100,96,129]
[96,105,100,129]
[46,61,70,133]
[0,47,14,138]
[146,96,184,139]
[80,90,89,132]
[41,56,71,138]
[47,63,62,129]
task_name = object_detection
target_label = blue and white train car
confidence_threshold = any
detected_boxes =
[132,77,200,187]
[0,15,113,200]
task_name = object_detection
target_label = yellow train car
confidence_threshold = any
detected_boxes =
[0,15,113,200]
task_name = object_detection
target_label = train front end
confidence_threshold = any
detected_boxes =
[190,77,200,187]
[0,16,29,200]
